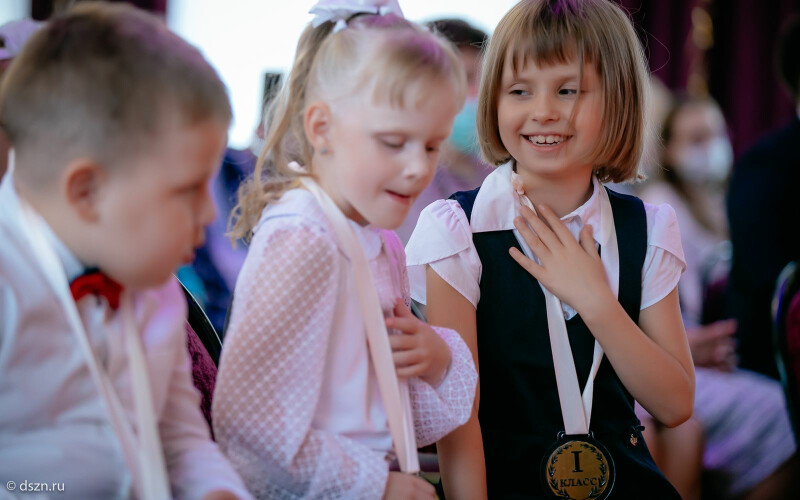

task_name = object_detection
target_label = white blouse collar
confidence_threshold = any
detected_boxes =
[471,162,611,247]
[267,188,384,260]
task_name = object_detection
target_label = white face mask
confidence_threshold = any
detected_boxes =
[673,137,733,184]
[249,132,266,158]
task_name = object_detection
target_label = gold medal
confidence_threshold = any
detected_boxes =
[541,432,615,500]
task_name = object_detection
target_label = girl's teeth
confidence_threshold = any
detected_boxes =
[529,135,563,145]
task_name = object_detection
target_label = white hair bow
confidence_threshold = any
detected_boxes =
[309,0,405,33]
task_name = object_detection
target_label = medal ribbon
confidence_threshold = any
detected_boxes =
[514,184,619,435]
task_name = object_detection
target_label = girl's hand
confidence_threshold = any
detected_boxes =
[383,472,436,499]
[509,204,613,315]
[687,319,737,371]
[386,299,451,386]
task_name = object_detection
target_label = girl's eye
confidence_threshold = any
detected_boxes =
[380,139,404,149]
[559,88,578,96]
[510,89,529,96]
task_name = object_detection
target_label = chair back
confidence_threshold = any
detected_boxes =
[700,241,732,325]
[773,260,800,440]
[179,282,223,436]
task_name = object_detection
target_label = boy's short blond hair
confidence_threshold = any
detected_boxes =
[477,0,649,183]
[0,2,231,182]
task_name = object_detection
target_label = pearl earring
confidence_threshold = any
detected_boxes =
[320,147,329,155]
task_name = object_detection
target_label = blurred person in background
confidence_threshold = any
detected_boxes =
[640,95,799,499]
[0,18,41,180]
[726,17,800,379]
[180,73,282,334]
[395,18,490,243]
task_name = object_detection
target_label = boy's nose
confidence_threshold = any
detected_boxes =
[198,189,217,226]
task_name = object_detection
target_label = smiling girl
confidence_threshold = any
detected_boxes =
[406,1,693,498]
[212,1,477,498]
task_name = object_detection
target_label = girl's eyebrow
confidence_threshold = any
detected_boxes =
[505,73,582,85]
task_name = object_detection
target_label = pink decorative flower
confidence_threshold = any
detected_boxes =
[510,171,525,195]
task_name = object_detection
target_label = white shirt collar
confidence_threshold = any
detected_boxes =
[471,162,609,247]
[0,171,85,282]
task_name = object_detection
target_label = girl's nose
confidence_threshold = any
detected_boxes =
[530,94,560,124]
[405,149,433,179]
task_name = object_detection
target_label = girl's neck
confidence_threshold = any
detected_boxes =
[517,165,594,218]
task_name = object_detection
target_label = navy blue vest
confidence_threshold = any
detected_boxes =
[448,187,679,499]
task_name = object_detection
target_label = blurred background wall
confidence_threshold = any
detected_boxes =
[6,0,799,154]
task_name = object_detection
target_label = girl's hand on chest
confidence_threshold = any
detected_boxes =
[509,203,614,315]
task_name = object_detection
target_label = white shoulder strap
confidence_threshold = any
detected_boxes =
[16,198,170,499]
[300,177,420,473]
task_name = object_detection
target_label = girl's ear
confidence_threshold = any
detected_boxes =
[304,101,332,155]
[61,158,107,223]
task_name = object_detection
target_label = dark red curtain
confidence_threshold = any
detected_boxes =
[617,0,800,155]
[707,0,799,154]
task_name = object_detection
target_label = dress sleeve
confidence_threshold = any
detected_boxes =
[641,202,687,309]
[212,218,389,499]
[408,325,478,446]
[405,200,482,308]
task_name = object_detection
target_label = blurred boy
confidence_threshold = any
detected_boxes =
[0,4,251,499]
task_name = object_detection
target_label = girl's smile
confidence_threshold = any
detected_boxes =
[497,57,603,181]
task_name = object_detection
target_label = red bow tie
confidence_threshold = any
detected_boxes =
[69,269,123,311]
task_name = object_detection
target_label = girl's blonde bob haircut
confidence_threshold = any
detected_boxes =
[477,0,650,183]
[229,14,465,242]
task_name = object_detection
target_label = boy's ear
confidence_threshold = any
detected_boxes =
[61,158,107,222]
[304,101,332,154]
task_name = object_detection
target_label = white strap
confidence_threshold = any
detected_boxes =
[300,177,420,473]
[515,186,619,435]
[122,297,172,499]
[16,198,170,498]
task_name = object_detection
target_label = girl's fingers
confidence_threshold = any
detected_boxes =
[386,316,419,334]
[509,247,545,279]
[519,205,561,251]
[537,204,574,247]
[415,478,436,495]
[396,364,425,378]
[514,216,548,256]
[393,350,423,367]
[392,299,414,318]
[579,224,598,256]
[389,334,418,351]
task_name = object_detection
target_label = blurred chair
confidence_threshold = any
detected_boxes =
[772,260,800,441]
[179,281,223,435]
[700,241,733,325]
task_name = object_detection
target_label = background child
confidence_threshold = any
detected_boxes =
[407,0,694,498]
[640,95,799,499]
[212,1,477,498]
[0,4,250,499]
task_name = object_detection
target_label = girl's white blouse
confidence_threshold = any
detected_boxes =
[406,164,687,318]
[213,189,477,499]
